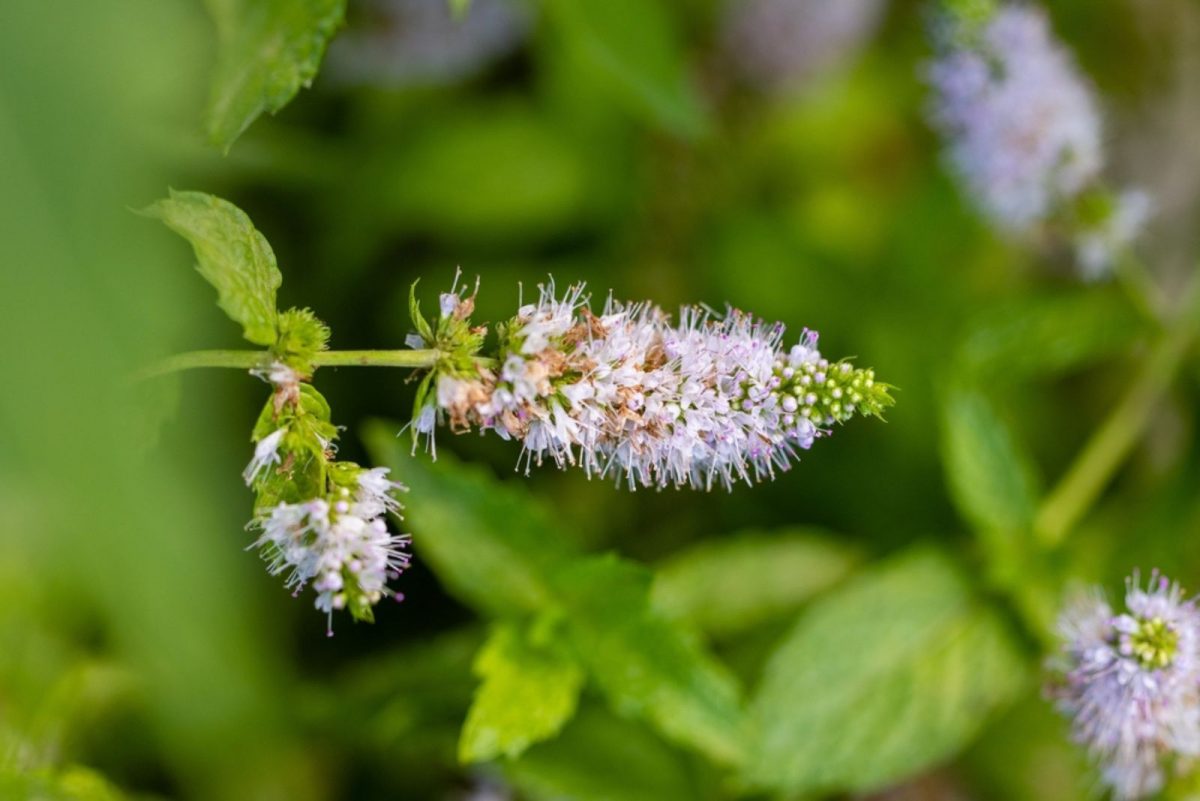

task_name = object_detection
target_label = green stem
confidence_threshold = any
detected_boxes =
[313,350,441,368]
[1034,273,1200,548]
[137,348,441,379]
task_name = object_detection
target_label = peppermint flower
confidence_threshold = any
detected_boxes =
[252,359,303,411]
[249,467,411,636]
[244,353,412,631]
[242,427,285,485]
[927,5,1150,275]
[413,281,893,490]
[1051,571,1200,799]
[928,6,1101,230]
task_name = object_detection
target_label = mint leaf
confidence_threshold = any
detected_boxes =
[147,190,281,346]
[956,290,1146,382]
[552,555,747,766]
[204,0,346,151]
[459,623,584,763]
[364,424,749,765]
[939,381,1040,537]
[506,706,702,801]
[651,529,860,638]
[743,548,1026,795]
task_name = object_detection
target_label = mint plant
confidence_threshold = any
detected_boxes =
[145,190,894,630]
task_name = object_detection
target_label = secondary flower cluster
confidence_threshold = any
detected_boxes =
[410,279,893,490]
[926,3,1150,278]
[245,361,411,635]
[1051,571,1200,799]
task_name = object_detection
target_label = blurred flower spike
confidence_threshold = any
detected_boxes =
[408,277,895,490]
[1051,571,1200,799]
[927,2,1151,278]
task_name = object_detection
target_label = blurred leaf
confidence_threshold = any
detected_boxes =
[365,422,573,617]
[320,627,481,750]
[541,0,707,137]
[448,0,471,19]
[956,290,1145,382]
[204,0,346,151]
[146,190,281,345]
[651,529,860,638]
[365,425,747,765]
[553,556,748,766]
[0,765,131,801]
[507,705,706,801]
[743,548,1027,795]
[939,381,1040,537]
[460,623,584,763]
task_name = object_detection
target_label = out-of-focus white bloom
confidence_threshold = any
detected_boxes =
[928,6,1103,232]
[721,0,887,93]
[1074,190,1154,280]
[250,467,411,634]
[243,428,286,485]
[417,281,892,490]
[327,0,531,88]
[1052,571,1200,800]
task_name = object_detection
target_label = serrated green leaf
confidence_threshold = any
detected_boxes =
[542,0,707,138]
[146,190,281,345]
[744,548,1027,796]
[651,529,860,638]
[460,623,584,763]
[956,290,1146,382]
[553,556,748,765]
[364,421,573,617]
[938,381,1040,536]
[204,0,346,151]
[506,705,706,801]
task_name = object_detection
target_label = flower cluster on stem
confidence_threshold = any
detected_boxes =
[409,279,893,490]
[1051,571,1200,799]
[244,347,411,634]
[926,3,1150,278]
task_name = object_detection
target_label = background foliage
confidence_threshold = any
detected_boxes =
[3,0,1200,799]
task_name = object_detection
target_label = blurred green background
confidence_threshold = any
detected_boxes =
[2,0,1200,799]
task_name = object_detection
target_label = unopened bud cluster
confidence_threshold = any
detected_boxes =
[410,279,893,490]
[926,3,1150,277]
[1051,571,1200,799]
